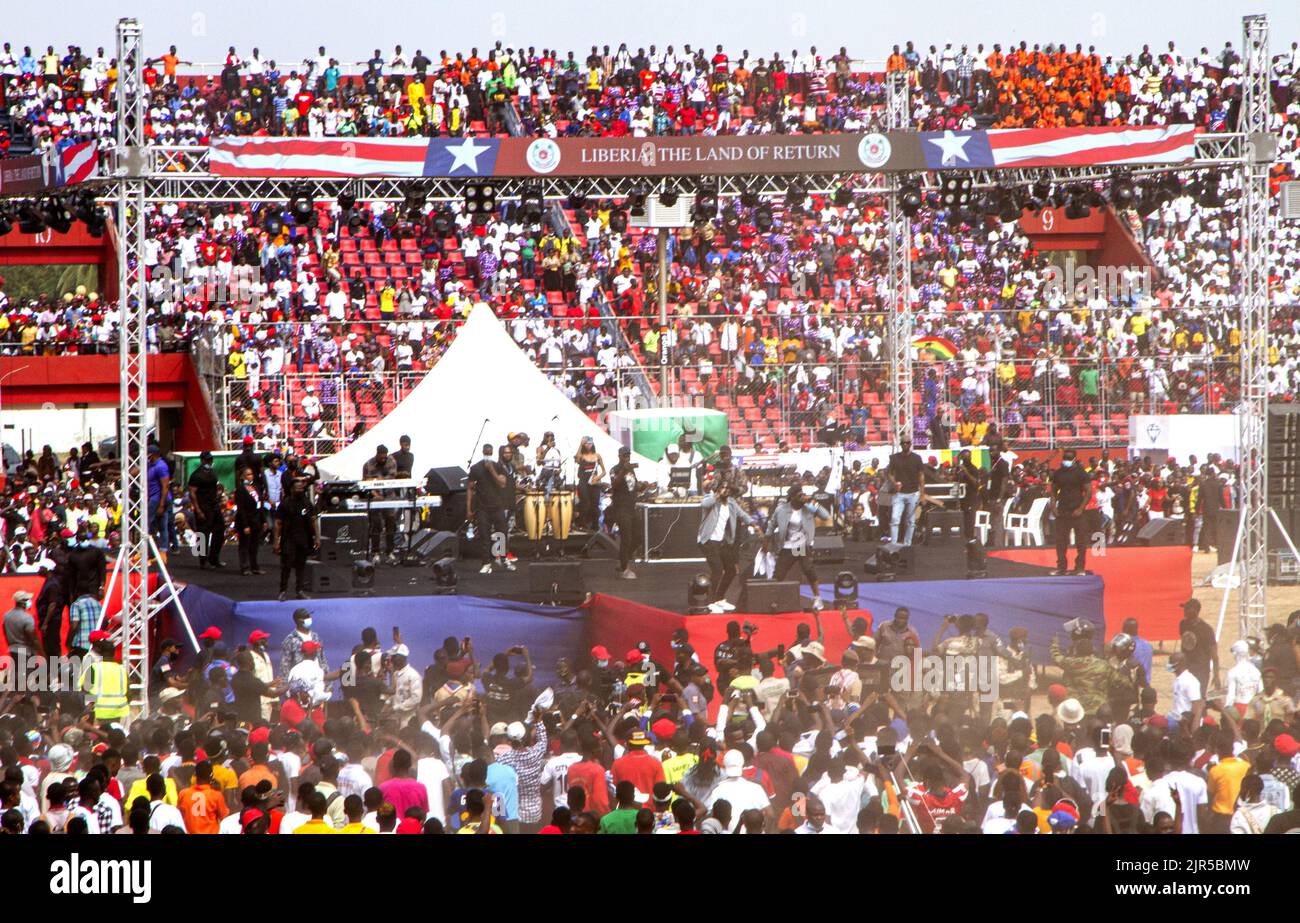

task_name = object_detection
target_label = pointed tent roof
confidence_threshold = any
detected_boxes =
[316,304,648,480]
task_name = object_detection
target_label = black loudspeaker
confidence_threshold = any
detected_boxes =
[318,513,369,562]
[405,529,459,563]
[738,580,801,614]
[318,481,361,511]
[810,534,845,564]
[426,466,468,494]
[1133,517,1185,546]
[307,560,374,593]
[864,541,912,580]
[529,561,584,602]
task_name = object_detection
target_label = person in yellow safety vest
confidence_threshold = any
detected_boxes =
[81,633,130,723]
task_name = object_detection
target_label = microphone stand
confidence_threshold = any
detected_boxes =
[466,417,490,471]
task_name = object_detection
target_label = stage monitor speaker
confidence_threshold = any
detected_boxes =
[864,541,912,578]
[810,534,845,564]
[1133,517,1184,547]
[318,513,369,562]
[426,466,468,495]
[529,561,585,602]
[306,562,351,593]
[738,580,801,614]
[406,529,459,563]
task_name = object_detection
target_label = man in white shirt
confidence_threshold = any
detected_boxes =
[793,795,842,834]
[708,750,772,832]
[811,759,871,833]
[539,730,585,809]
[1168,652,1204,729]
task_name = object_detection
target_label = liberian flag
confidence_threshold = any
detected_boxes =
[912,336,958,360]
[209,137,501,177]
[920,126,1198,170]
[59,141,99,186]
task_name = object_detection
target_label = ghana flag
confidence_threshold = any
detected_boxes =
[912,336,958,360]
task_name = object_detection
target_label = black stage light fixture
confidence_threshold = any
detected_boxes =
[352,558,376,589]
[658,188,680,207]
[1064,186,1091,220]
[43,197,73,234]
[997,189,1024,223]
[939,174,973,208]
[290,183,316,223]
[833,571,859,608]
[337,191,357,212]
[754,203,774,231]
[609,207,628,233]
[785,181,806,216]
[403,187,427,222]
[463,182,497,215]
[431,556,458,593]
[566,191,587,210]
[687,573,713,614]
[1196,172,1224,208]
[261,207,284,237]
[899,180,923,217]
[627,187,647,217]
[0,208,12,236]
[520,185,545,222]
[1109,174,1135,208]
[693,183,718,221]
[833,186,854,206]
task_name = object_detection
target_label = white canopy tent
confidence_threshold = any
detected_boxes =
[316,304,650,481]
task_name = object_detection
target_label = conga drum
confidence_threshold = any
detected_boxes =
[548,490,575,540]
[523,490,547,540]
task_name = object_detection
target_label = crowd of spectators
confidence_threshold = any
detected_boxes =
[2,568,1300,834]
[0,37,1298,460]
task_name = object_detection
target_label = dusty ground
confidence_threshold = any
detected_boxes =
[1032,550,1299,715]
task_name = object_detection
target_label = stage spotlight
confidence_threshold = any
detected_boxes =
[687,573,713,614]
[347,209,365,229]
[997,190,1023,223]
[754,203,774,231]
[899,180,923,217]
[352,558,376,589]
[939,174,973,208]
[337,192,357,212]
[693,184,718,221]
[431,556,458,593]
[289,183,316,223]
[403,187,427,222]
[833,186,854,206]
[520,185,545,222]
[785,182,806,215]
[261,208,284,237]
[17,202,45,234]
[1031,179,1052,201]
[721,203,741,230]
[43,197,73,234]
[0,208,12,236]
[463,182,497,215]
[566,191,587,210]
[833,571,859,608]
[738,189,759,208]
[1109,175,1135,208]
[1196,172,1225,208]
[609,208,628,233]
[658,188,679,207]
[627,187,647,217]
[182,208,200,230]
[1064,187,1090,220]
[1134,189,1161,218]
[379,208,398,229]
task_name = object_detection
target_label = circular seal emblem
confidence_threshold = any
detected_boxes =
[857,133,892,169]
[526,138,561,174]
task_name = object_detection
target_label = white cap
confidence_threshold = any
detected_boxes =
[489,722,509,737]
[723,749,745,778]
[506,721,527,742]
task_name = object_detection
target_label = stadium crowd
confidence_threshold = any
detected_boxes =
[2,572,1300,834]
[0,36,1297,460]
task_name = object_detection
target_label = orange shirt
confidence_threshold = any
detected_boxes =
[178,782,229,834]
[238,764,278,792]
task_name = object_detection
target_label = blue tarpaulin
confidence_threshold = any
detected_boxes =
[176,585,587,688]
[812,575,1104,664]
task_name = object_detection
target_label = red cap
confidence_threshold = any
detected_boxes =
[194,747,208,762]
[1046,683,1068,705]
[248,726,271,746]
[590,645,610,661]
[59,528,75,538]
[651,718,678,741]
[198,626,222,640]
[240,808,265,830]
[301,640,322,654]
[88,630,110,643]
[243,435,255,445]
[248,630,271,643]
[625,648,643,664]
[1146,715,1170,729]
[1274,734,1300,757]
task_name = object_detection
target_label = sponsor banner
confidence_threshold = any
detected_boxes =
[0,154,54,195]
[0,142,100,196]
[209,126,1196,179]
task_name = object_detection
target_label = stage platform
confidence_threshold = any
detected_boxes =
[168,534,1055,612]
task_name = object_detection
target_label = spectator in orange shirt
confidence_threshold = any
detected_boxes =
[177,760,229,834]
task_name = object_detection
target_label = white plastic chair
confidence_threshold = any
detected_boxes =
[1005,497,1051,547]
[974,510,991,544]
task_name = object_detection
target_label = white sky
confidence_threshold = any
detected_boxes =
[2,1,1298,66]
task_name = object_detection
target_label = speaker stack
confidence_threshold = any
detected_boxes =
[1268,407,1300,580]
